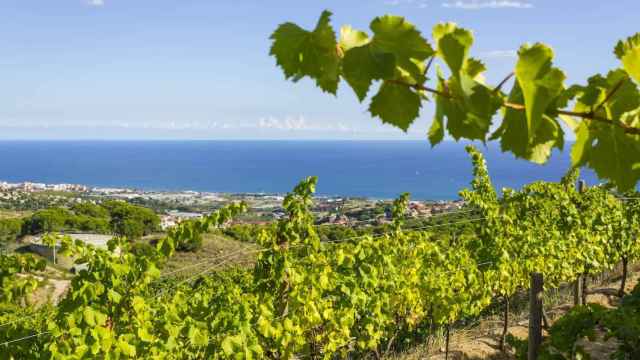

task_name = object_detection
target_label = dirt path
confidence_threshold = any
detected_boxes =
[23,268,71,306]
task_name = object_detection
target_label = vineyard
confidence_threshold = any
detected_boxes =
[1,7,640,360]
[0,146,638,359]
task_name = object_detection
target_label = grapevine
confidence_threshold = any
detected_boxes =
[270,11,640,191]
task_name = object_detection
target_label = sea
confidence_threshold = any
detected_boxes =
[0,140,598,201]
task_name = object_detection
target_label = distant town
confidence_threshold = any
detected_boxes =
[0,180,465,230]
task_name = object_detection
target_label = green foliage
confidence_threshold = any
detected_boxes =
[391,192,410,230]
[431,24,501,143]
[546,304,606,354]
[4,152,640,358]
[25,207,72,234]
[514,43,566,139]
[615,33,640,83]
[570,70,640,190]
[270,10,340,94]
[222,223,269,243]
[73,215,110,233]
[519,284,640,360]
[369,82,421,131]
[169,203,248,252]
[0,253,45,303]
[271,11,640,191]
[0,218,23,244]
[70,202,109,219]
[103,200,160,239]
[493,70,565,164]
[21,201,159,240]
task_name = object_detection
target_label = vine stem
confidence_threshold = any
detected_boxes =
[494,72,514,93]
[499,295,509,351]
[619,257,629,297]
[445,323,451,360]
[594,78,626,113]
[423,56,435,77]
[388,79,640,135]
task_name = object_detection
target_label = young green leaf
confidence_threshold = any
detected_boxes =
[515,43,565,136]
[615,33,640,83]
[369,15,434,83]
[339,25,369,51]
[571,120,640,191]
[440,75,501,141]
[270,10,340,94]
[432,23,474,76]
[369,82,421,131]
[342,45,395,101]
[493,81,564,163]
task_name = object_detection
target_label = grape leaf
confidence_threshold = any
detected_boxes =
[369,82,421,131]
[603,70,640,119]
[138,327,154,343]
[432,23,473,76]
[571,70,639,121]
[440,74,502,141]
[369,15,434,83]
[339,25,369,51]
[463,57,487,80]
[571,119,640,191]
[342,45,395,101]
[615,33,640,83]
[430,23,497,142]
[117,340,136,357]
[428,91,445,146]
[270,10,340,94]
[492,81,564,163]
[188,326,209,347]
[568,70,640,190]
[515,43,566,137]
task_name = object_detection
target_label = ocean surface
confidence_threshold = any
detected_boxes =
[0,141,598,200]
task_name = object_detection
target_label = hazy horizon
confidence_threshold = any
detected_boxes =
[2,0,637,140]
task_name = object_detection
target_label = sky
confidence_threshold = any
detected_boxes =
[0,0,638,140]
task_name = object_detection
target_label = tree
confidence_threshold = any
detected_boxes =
[270,11,640,191]
[0,218,23,244]
[70,202,109,219]
[103,200,160,239]
[25,208,71,234]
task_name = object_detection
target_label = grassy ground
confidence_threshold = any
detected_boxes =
[0,209,31,219]
[160,233,258,279]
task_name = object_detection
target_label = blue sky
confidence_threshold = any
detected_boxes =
[0,0,637,140]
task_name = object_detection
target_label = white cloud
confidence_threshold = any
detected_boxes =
[87,0,104,7]
[0,116,364,135]
[442,1,533,9]
[258,116,306,130]
[385,0,429,8]
[257,115,356,133]
[480,50,518,59]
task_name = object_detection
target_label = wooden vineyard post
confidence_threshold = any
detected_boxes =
[581,274,588,305]
[529,272,543,360]
[574,274,583,306]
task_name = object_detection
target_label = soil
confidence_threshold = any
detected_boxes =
[398,269,639,360]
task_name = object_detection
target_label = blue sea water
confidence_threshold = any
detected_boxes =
[0,140,598,200]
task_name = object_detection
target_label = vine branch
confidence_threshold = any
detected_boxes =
[494,72,514,93]
[423,56,435,78]
[594,78,626,113]
[388,79,640,136]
